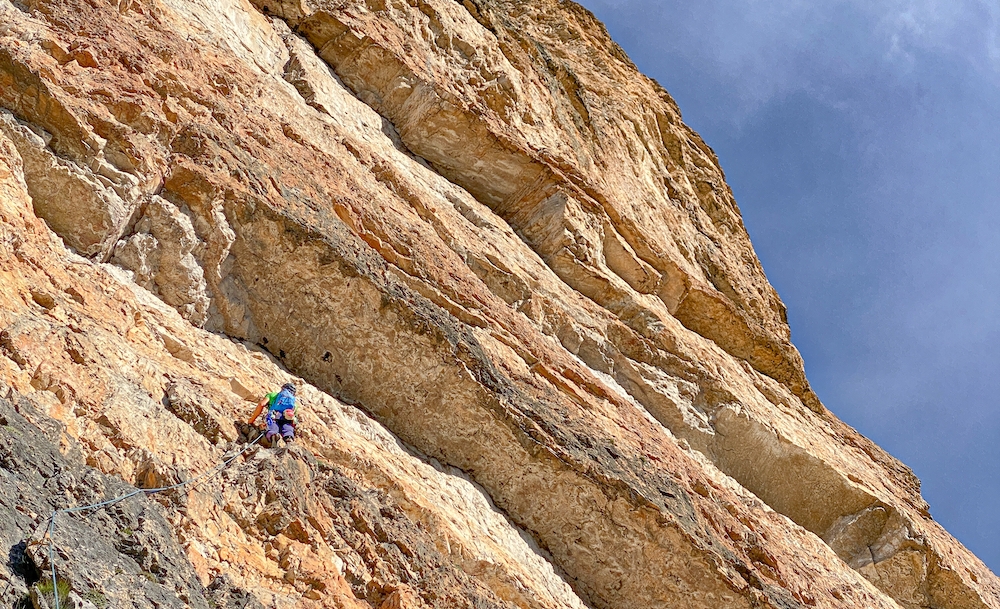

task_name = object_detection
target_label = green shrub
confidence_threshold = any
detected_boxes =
[84,589,109,609]
[35,578,70,608]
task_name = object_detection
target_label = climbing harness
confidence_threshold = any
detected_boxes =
[42,432,265,609]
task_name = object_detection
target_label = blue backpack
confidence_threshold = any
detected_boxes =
[270,389,296,413]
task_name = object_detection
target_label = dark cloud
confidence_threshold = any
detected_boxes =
[578,0,1000,569]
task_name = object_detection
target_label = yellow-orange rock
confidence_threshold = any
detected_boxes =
[0,0,997,608]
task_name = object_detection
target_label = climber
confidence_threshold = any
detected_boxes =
[249,382,298,445]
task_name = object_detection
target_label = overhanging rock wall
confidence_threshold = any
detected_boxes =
[0,0,997,607]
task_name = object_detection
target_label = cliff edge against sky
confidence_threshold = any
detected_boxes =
[0,0,996,607]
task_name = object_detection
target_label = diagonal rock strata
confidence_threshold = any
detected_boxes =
[0,129,588,609]
[0,0,997,607]
[241,1,1000,606]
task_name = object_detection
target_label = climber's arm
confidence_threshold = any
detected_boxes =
[248,396,268,425]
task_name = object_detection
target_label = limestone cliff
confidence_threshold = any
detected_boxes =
[0,0,996,608]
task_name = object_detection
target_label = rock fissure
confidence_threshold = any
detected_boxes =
[0,0,998,608]
[235,5,941,578]
[259,0,811,400]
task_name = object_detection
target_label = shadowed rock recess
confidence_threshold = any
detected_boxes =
[0,0,996,607]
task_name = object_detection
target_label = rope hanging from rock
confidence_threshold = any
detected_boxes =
[42,432,266,609]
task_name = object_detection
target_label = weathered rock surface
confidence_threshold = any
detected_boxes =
[0,393,214,609]
[0,126,589,608]
[0,0,997,607]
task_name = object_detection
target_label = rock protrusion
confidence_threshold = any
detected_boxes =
[0,1,998,608]
[0,111,135,260]
[113,196,211,326]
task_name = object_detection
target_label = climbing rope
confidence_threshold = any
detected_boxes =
[43,431,266,609]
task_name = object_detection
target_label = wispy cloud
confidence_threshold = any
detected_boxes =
[591,0,999,124]
[580,0,1000,569]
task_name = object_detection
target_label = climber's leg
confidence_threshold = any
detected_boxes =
[265,411,280,442]
[279,420,295,442]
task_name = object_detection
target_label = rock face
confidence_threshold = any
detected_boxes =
[0,0,997,608]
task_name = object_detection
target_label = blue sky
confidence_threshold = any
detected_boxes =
[576,0,1000,569]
